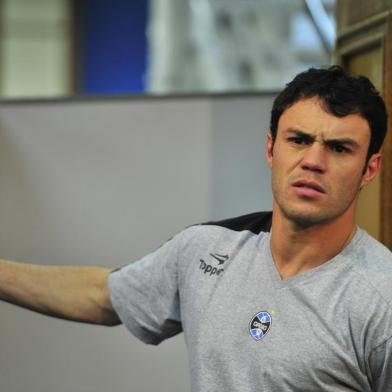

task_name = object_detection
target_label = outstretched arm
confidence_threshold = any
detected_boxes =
[0,260,120,326]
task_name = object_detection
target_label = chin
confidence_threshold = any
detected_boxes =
[281,205,339,228]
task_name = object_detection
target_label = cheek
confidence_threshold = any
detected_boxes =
[273,151,300,174]
[332,167,364,196]
[270,163,289,195]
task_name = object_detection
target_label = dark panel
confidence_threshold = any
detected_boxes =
[78,0,148,94]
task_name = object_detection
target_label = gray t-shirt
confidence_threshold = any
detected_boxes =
[108,212,392,391]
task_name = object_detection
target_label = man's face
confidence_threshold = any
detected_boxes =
[266,97,381,227]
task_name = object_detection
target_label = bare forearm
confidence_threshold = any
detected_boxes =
[0,260,120,326]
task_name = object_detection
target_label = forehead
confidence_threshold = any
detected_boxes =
[278,98,371,143]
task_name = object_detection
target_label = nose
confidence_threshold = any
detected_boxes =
[300,142,327,173]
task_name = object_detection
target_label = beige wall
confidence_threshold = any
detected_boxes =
[0,0,71,98]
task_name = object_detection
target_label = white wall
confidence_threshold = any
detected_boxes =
[0,94,275,392]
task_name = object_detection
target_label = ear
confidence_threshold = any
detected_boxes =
[361,153,382,188]
[265,132,274,168]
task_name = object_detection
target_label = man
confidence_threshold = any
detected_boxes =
[0,66,391,391]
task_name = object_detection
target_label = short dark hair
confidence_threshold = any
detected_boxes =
[270,66,388,161]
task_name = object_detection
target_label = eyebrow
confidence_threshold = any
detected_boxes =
[285,129,361,150]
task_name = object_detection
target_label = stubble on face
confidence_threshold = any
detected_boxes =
[271,172,362,229]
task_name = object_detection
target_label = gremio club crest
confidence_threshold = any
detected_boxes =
[249,311,272,341]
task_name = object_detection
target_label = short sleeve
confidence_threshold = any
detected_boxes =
[108,230,187,345]
[368,337,392,391]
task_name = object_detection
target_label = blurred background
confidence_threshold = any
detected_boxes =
[2,1,392,391]
[0,0,335,98]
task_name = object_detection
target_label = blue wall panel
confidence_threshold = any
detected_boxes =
[81,0,148,94]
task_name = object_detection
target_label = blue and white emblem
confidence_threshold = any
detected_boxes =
[249,311,272,341]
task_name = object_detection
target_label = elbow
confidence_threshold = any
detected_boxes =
[100,308,122,327]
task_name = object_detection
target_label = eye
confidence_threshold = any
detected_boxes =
[288,136,311,145]
[330,144,350,153]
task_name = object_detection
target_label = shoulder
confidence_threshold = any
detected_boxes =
[199,210,272,234]
[176,210,272,252]
[348,230,392,304]
[351,230,392,273]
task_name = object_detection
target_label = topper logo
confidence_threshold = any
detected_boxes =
[199,259,225,277]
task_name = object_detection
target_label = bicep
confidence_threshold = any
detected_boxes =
[108,233,185,344]
[97,269,122,326]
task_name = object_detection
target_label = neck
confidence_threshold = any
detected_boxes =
[270,203,357,279]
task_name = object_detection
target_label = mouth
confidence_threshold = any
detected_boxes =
[292,179,326,195]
